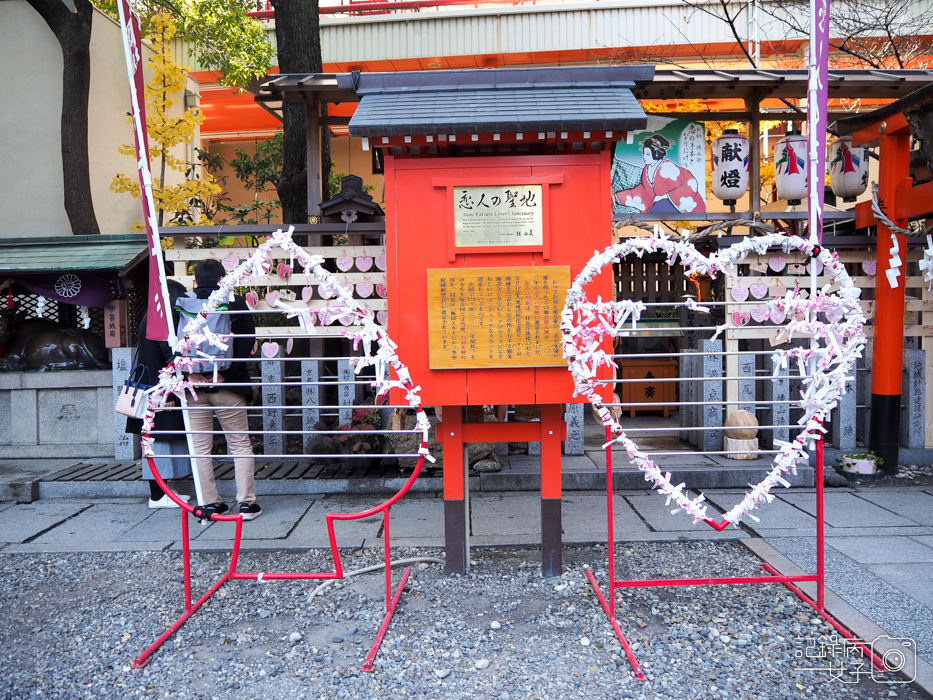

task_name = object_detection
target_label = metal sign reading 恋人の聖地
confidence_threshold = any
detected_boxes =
[453,185,543,248]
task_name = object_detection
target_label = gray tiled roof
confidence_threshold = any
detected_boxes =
[0,235,149,273]
[343,66,652,137]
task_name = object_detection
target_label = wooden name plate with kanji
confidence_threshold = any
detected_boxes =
[426,266,570,369]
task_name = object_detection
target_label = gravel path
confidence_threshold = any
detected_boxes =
[1,542,924,699]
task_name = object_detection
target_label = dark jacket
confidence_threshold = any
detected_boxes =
[189,284,255,399]
[124,314,186,439]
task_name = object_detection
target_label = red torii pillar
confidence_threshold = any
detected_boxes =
[854,115,913,475]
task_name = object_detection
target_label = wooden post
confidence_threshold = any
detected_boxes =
[869,132,911,475]
[307,99,322,219]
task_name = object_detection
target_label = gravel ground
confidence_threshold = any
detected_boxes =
[0,542,925,700]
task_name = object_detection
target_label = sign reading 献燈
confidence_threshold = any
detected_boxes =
[426,266,570,369]
[454,185,543,248]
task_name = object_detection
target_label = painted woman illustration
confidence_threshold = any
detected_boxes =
[614,134,705,214]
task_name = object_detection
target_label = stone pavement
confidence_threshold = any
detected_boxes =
[1,474,932,693]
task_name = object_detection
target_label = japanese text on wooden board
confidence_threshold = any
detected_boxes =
[454,185,543,247]
[426,266,570,369]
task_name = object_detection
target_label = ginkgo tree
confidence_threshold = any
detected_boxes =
[110,13,221,229]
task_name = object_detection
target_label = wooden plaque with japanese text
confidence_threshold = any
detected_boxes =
[426,266,570,369]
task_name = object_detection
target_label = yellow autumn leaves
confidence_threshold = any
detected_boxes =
[110,13,220,230]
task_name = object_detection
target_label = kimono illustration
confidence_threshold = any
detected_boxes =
[614,135,706,215]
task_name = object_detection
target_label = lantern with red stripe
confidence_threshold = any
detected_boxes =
[774,130,808,205]
[828,136,869,202]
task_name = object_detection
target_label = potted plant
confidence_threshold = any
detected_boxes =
[837,450,884,479]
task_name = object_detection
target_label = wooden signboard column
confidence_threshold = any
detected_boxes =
[385,153,614,575]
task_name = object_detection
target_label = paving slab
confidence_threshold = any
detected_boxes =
[31,503,148,546]
[470,492,541,537]
[3,541,172,554]
[0,502,88,543]
[375,494,444,540]
[116,508,197,543]
[765,536,863,573]
[779,492,918,528]
[561,492,652,543]
[705,492,816,531]
[285,496,382,549]
[827,536,933,565]
[622,493,724,533]
[873,617,933,665]
[196,496,311,542]
[913,535,933,549]
[852,490,933,526]
[864,562,933,610]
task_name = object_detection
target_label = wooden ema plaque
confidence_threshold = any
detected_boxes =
[425,266,570,369]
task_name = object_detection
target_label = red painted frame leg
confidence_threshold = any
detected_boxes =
[584,568,647,681]
[361,567,412,673]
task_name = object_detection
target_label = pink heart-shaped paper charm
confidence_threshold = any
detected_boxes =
[807,259,824,275]
[731,284,749,302]
[245,291,259,308]
[261,341,280,358]
[222,252,239,271]
[377,310,388,326]
[750,305,770,323]
[862,261,877,276]
[561,233,866,532]
[769,307,787,325]
[376,284,388,299]
[769,255,786,272]
[356,283,374,298]
[319,286,335,300]
[375,255,387,271]
[750,281,769,300]
[286,338,294,355]
[265,290,280,306]
[355,256,373,272]
[301,285,314,302]
[277,263,292,280]
[336,256,354,272]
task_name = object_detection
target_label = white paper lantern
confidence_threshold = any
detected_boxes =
[774,130,808,204]
[828,136,869,202]
[711,130,750,204]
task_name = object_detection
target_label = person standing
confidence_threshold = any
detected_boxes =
[125,279,193,508]
[181,259,261,521]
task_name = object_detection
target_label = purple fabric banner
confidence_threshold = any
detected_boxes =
[808,0,831,244]
[17,273,116,308]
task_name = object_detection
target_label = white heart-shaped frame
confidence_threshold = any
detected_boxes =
[561,232,866,528]
[139,226,434,472]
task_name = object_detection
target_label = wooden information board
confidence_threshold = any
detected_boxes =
[426,266,570,369]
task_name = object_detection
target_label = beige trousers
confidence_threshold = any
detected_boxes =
[187,389,256,506]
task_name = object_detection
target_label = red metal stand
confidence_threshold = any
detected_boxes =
[587,427,890,681]
[132,408,429,673]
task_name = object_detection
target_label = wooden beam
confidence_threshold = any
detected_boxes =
[896,179,933,221]
[851,112,910,147]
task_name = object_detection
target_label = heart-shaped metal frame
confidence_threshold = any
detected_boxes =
[561,232,866,529]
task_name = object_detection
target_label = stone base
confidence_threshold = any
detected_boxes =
[723,437,759,460]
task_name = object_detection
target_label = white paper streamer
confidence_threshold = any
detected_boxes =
[561,231,866,527]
